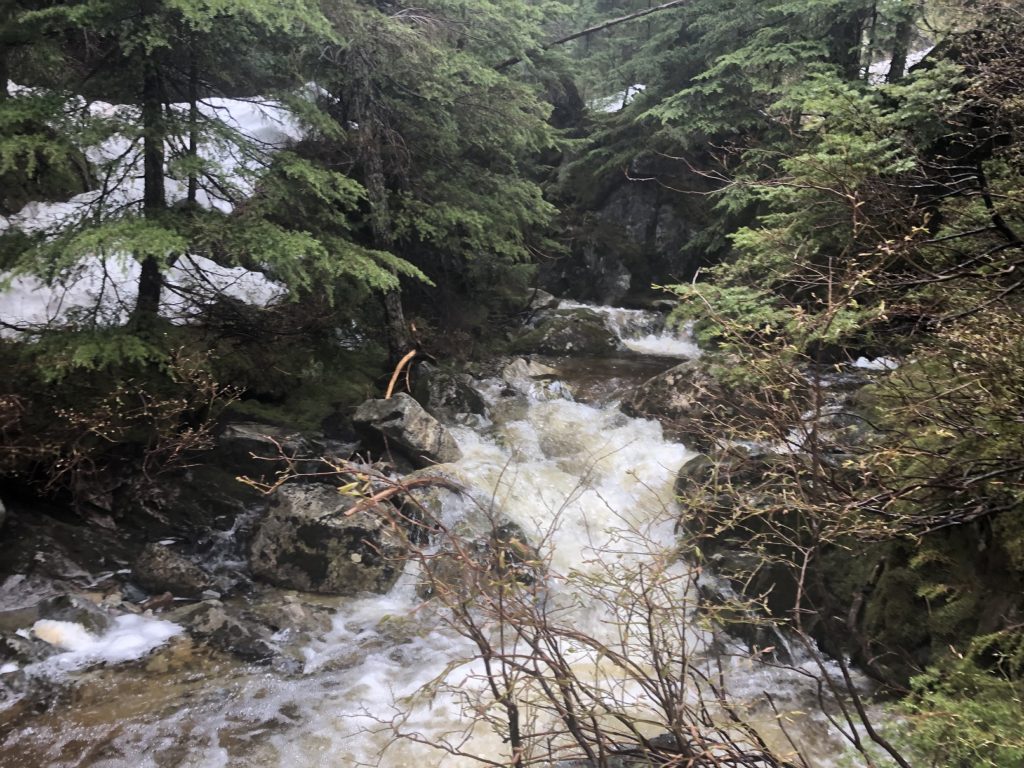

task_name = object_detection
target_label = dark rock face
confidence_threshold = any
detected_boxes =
[511,309,623,357]
[249,483,407,595]
[35,595,114,635]
[132,544,211,598]
[352,393,463,468]
[214,422,316,479]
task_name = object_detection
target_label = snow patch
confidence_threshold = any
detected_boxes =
[1,89,298,332]
[589,83,646,113]
[852,356,898,371]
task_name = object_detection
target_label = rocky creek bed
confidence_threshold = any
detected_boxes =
[0,302,888,767]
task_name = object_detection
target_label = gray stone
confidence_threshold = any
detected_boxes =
[36,595,114,635]
[413,363,489,421]
[169,601,276,662]
[500,358,573,401]
[527,288,561,311]
[132,543,211,598]
[0,632,55,666]
[215,422,315,479]
[417,518,541,601]
[245,591,333,636]
[352,393,463,467]
[249,482,408,595]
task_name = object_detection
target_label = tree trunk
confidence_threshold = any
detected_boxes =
[362,117,413,362]
[0,44,9,103]
[828,6,869,81]
[886,19,913,83]
[187,43,199,207]
[0,6,11,103]
[134,55,166,322]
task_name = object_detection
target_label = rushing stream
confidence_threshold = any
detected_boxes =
[0,304,865,767]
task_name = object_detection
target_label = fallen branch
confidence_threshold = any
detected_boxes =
[386,349,417,399]
[496,0,692,71]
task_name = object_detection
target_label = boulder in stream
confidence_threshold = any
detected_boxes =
[132,543,212,598]
[249,482,407,595]
[352,393,463,467]
[168,600,276,662]
[511,308,624,356]
[500,357,573,401]
[412,362,489,422]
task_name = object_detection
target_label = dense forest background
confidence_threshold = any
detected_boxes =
[2,0,1024,763]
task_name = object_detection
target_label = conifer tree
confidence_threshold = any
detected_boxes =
[2,0,425,338]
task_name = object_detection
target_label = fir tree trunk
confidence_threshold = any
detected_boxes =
[828,6,869,81]
[887,19,913,83]
[0,44,8,103]
[187,44,199,207]
[362,118,413,362]
[134,55,166,322]
[0,6,11,103]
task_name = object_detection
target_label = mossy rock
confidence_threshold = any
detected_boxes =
[511,309,623,356]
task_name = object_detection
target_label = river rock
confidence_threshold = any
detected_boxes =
[417,518,541,600]
[622,360,747,449]
[249,482,407,595]
[352,393,462,467]
[500,358,573,401]
[169,600,276,662]
[215,422,316,479]
[511,308,623,356]
[413,362,488,422]
[132,543,211,598]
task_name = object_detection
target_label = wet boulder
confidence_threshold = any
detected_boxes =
[500,358,573,401]
[132,543,212,598]
[417,518,542,601]
[169,600,276,663]
[413,362,489,422]
[214,422,316,480]
[36,595,114,635]
[353,393,462,467]
[623,360,762,450]
[249,482,407,595]
[511,308,623,356]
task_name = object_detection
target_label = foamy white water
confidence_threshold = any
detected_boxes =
[557,300,701,358]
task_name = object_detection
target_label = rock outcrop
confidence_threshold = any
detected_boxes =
[413,363,489,422]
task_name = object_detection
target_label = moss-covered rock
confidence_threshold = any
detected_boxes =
[511,308,623,356]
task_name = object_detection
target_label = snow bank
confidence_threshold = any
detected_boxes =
[0,90,297,331]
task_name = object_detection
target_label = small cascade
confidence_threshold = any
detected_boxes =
[558,299,701,358]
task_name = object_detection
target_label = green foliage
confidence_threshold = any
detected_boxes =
[903,654,1024,768]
